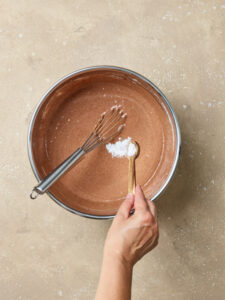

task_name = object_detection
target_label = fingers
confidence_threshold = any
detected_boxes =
[134,185,149,211]
[116,193,134,219]
[134,186,158,221]
[148,200,157,219]
[143,235,159,255]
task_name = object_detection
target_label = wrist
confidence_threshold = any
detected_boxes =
[103,246,134,272]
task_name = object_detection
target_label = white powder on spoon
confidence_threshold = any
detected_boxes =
[127,142,137,157]
[106,137,136,158]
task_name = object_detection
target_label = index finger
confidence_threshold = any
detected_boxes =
[148,199,157,220]
[116,193,135,220]
[134,185,149,211]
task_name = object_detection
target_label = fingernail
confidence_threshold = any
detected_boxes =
[126,193,133,200]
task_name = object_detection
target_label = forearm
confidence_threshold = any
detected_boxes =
[95,251,133,300]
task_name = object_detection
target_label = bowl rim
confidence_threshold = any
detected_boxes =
[27,65,181,219]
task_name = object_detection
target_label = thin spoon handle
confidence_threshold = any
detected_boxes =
[128,157,136,194]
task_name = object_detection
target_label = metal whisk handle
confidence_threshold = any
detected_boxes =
[30,148,85,199]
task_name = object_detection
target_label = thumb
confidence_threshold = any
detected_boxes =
[116,193,134,220]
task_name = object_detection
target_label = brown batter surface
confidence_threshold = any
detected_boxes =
[31,69,177,216]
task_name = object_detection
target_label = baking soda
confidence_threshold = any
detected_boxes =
[127,142,137,157]
[106,137,136,158]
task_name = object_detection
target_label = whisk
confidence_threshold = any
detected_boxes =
[30,105,126,199]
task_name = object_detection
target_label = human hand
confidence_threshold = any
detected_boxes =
[104,185,159,267]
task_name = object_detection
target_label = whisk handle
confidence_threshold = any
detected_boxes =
[30,148,85,199]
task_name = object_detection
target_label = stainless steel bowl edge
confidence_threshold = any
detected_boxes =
[27,65,181,219]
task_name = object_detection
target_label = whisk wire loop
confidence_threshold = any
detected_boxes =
[82,105,126,153]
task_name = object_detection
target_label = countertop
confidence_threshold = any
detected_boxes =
[0,1,224,299]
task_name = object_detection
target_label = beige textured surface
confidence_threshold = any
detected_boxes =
[0,1,224,299]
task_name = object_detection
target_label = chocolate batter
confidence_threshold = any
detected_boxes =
[31,69,177,216]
